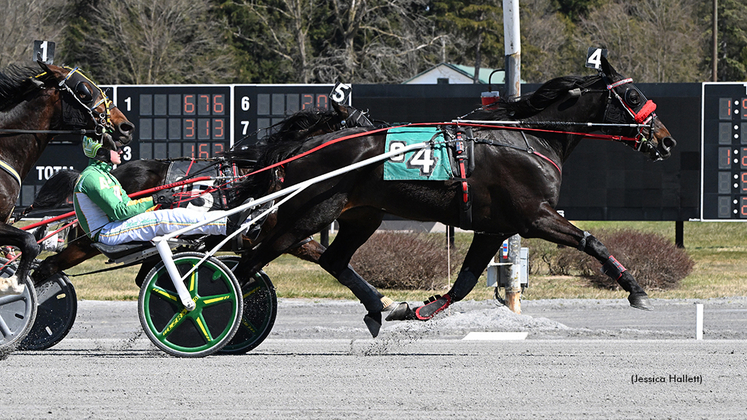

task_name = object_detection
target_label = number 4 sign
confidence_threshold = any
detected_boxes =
[585,47,608,70]
[33,40,55,64]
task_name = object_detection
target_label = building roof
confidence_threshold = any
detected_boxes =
[403,63,506,85]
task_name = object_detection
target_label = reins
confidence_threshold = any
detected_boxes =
[0,128,94,135]
[229,118,645,183]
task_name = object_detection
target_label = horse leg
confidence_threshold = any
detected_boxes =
[317,208,386,337]
[529,204,651,310]
[396,233,504,321]
[0,225,40,296]
[286,237,394,310]
[31,235,99,284]
[576,232,651,310]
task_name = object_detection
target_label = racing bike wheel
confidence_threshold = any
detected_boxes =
[138,252,242,357]
[0,258,37,356]
[20,272,77,351]
[216,256,277,355]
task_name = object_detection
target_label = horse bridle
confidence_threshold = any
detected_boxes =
[0,66,113,138]
[55,66,114,139]
[600,76,661,158]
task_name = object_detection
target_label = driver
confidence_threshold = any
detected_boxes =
[73,135,249,245]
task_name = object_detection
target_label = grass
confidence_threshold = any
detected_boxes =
[56,221,747,302]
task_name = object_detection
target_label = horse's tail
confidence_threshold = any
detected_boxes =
[19,169,79,220]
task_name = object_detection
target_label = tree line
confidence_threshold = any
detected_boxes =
[1,0,745,85]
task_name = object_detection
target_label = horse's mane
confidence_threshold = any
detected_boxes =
[225,108,343,162]
[0,64,44,107]
[224,108,351,204]
[471,74,602,120]
[273,109,342,141]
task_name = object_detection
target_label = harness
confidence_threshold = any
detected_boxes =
[447,128,474,229]
[0,67,113,137]
[0,160,21,187]
[55,66,114,137]
[441,75,659,228]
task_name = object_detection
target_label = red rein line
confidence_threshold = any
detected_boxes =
[15,121,636,238]
[234,122,638,181]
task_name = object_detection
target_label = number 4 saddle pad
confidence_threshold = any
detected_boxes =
[383,126,453,181]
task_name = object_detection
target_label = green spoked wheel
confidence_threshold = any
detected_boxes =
[217,256,277,355]
[138,252,242,358]
[0,258,37,357]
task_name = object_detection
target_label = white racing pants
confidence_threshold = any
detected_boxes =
[98,208,227,246]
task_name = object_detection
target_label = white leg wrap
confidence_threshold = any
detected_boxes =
[0,275,25,296]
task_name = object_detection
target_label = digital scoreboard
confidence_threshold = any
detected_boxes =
[232,85,333,146]
[701,82,747,220]
[116,86,231,161]
[19,84,335,207]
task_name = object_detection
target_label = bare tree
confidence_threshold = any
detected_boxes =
[233,0,322,83]
[0,0,70,67]
[520,0,580,82]
[234,0,444,83]
[576,0,708,82]
[68,0,235,84]
[316,0,445,83]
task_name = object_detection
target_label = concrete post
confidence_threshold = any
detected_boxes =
[503,0,522,314]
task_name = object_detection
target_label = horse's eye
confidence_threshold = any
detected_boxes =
[625,89,641,107]
[75,81,93,104]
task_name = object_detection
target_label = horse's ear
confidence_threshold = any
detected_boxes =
[600,55,617,78]
[332,101,350,119]
[35,61,59,86]
[36,60,51,74]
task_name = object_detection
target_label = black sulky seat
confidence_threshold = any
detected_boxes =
[91,241,155,262]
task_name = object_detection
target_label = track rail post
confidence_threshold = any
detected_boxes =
[503,0,522,314]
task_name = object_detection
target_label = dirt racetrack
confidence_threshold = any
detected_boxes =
[2,297,746,419]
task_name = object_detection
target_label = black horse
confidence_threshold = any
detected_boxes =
[30,105,394,335]
[29,105,376,281]
[0,62,133,295]
[227,57,676,329]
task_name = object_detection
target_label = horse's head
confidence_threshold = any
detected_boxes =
[332,102,373,129]
[37,62,134,147]
[597,57,676,161]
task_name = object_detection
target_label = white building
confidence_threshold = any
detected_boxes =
[403,63,505,85]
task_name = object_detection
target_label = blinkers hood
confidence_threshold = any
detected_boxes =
[62,92,91,128]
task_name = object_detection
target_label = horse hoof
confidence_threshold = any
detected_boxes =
[364,312,382,338]
[414,294,452,320]
[628,294,652,311]
[385,302,415,321]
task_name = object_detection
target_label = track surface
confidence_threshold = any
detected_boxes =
[2,297,746,419]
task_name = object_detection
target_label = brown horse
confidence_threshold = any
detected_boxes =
[0,62,133,295]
